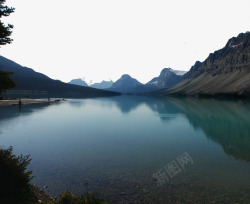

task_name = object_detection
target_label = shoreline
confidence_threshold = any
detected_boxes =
[0,98,65,106]
[30,184,58,203]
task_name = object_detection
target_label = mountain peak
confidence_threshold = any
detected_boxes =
[121,74,132,79]
[160,68,172,74]
[68,78,88,87]
[147,68,181,89]
[108,74,141,93]
[183,61,202,79]
[226,32,250,49]
[161,68,187,76]
[90,80,114,89]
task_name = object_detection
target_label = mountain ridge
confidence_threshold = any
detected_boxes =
[0,56,119,98]
[106,68,184,94]
[90,80,114,89]
[165,32,250,97]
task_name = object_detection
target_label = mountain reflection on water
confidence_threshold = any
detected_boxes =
[1,96,250,164]
[88,96,250,163]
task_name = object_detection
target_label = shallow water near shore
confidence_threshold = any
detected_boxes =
[1,95,250,203]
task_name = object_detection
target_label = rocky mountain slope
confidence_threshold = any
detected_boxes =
[165,32,250,97]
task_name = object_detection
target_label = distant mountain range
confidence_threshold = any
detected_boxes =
[90,80,114,89]
[106,69,184,93]
[1,31,249,98]
[165,32,250,97]
[68,79,88,87]
[68,79,114,89]
[0,56,119,98]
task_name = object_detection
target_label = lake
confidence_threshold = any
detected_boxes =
[0,95,250,203]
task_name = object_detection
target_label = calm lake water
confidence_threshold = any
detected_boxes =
[1,96,250,203]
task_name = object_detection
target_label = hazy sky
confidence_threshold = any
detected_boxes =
[1,0,250,84]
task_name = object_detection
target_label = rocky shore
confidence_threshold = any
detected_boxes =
[30,184,58,203]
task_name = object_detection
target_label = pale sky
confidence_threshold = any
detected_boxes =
[1,0,250,84]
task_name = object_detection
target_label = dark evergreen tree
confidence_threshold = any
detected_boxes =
[0,0,15,46]
[0,0,15,96]
[0,147,37,203]
[0,70,16,95]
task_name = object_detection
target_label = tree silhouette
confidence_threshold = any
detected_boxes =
[0,70,16,95]
[0,0,15,46]
[0,0,15,96]
[0,146,36,203]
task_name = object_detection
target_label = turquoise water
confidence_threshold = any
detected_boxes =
[0,96,250,203]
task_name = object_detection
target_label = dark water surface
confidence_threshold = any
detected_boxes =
[0,96,250,203]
